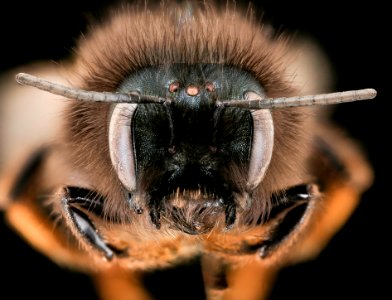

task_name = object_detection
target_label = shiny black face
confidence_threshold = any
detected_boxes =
[119,64,263,229]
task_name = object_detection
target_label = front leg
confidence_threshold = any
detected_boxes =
[94,267,152,300]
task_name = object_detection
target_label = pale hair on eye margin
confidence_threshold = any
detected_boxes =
[15,72,377,109]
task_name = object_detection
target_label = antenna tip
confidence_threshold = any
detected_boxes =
[367,88,377,99]
[15,73,29,85]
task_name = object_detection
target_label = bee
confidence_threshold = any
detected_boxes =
[0,1,376,299]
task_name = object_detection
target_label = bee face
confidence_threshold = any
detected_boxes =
[52,6,323,266]
[0,1,375,299]
[119,64,260,230]
[58,61,316,265]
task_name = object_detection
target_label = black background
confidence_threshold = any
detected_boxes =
[0,1,388,299]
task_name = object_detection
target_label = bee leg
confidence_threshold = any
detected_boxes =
[94,267,152,300]
[8,148,48,200]
[60,186,124,261]
[286,124,374,264]
[224,260,278,300]
[201,253,228,300]
[202,254,277,300]
[0,148,91,269]
[1,147,49,208]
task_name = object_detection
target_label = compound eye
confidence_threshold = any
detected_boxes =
[169,81,180,93]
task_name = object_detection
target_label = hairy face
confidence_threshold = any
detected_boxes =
[0,2,379,300]
[0,4,375,300]
[53,4,317,267]
[12,3,369,271]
